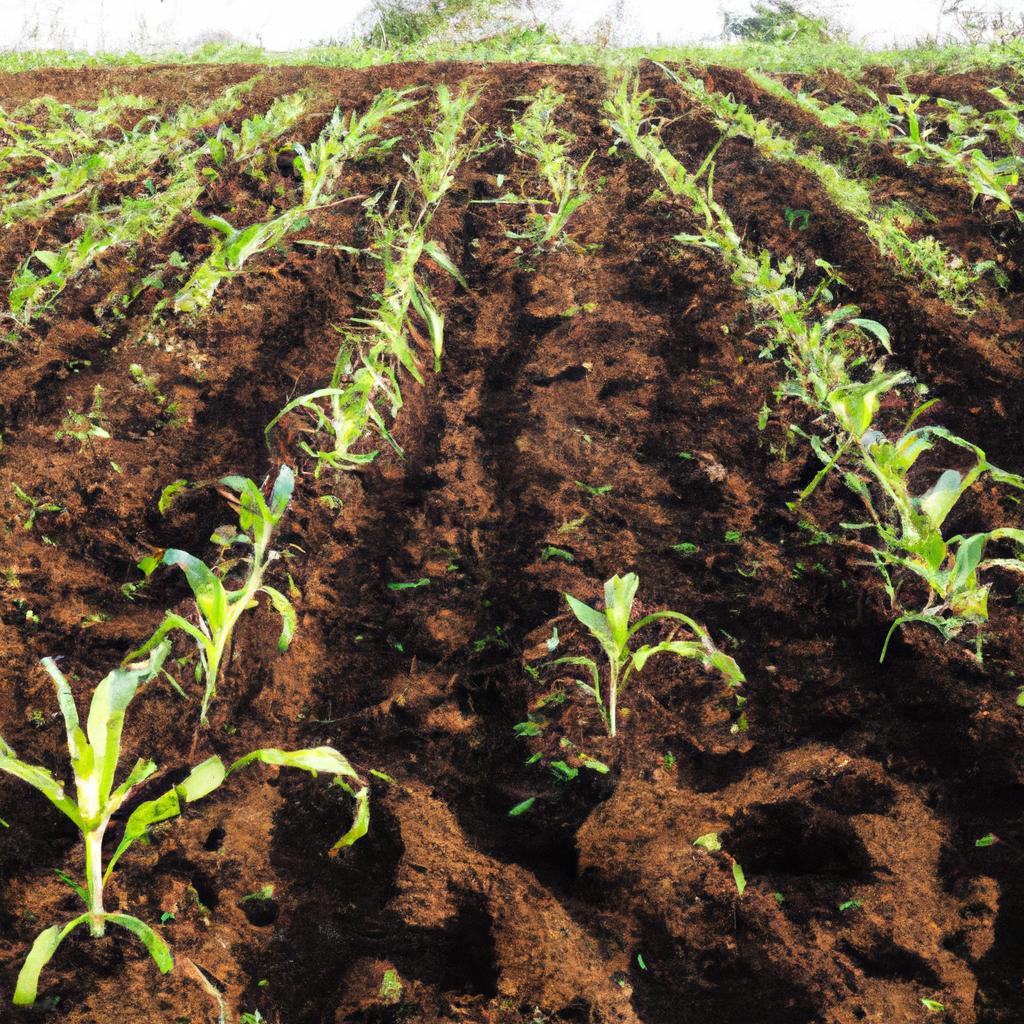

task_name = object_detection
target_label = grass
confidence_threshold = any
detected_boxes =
[3,34,1024,75]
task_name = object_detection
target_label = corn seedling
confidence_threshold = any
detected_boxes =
[268,84,480,474]
[606,75,1024,660]
[0,93,154,184]
[748,72,1021,221]
[555,572,744,737]
[885,89,1022,220]
[494,86,592,249]
[174,88,417,313]
[5,82,314,325]
[125,466,296,724]
[660,65,989,312]
[1,642,368,1005]
[0,80,263,227]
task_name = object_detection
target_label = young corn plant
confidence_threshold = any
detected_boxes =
[806,379,1024,658]
[173,87,417,313]
[884,89,1021,220]
[496,86,592,249]
[606,74,1024,661]
[0,92,154,183]
[267,84,480,474]
[0,79,263,227]
[2,642,368,1005]
[556,573,744,737]
[6,81,307,325]
[658,65,990,313]
[125,466,296,724]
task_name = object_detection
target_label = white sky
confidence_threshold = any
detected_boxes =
[0,0,1021,51]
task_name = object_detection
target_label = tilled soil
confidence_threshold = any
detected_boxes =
[0,61,1022,1024]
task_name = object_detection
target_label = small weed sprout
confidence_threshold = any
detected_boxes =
[1,642,368,1005]
[555,573,744,737]
[54,385,110,447]
[125,465,296,724]
[11,483,62,531]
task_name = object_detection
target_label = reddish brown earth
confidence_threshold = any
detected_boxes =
[0,62,1022,1024]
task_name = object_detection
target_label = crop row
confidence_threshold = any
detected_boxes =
[748,68,1023,221]
[606,72,1024,661]
[668,65,1000,313]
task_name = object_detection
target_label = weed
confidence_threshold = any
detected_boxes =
[11,484,62,531]
[54,385,110,447]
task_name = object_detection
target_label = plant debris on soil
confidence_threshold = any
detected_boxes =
[0,59,1023,1024]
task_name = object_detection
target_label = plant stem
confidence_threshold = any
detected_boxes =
[608,662,619,738]
[199,537,270,724]
[83,826,106,937]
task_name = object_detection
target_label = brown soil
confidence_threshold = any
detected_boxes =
[0,62,1022,1024]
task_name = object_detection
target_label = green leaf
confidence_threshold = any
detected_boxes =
[261,585,296,652]
[14,915,90,1005]
[423,240,467,288]
[387,577,430,591]
[564,593,614,654]
[0,748,83,827]
[105,914,174,973]
[106,788,182,880]
[268,464,295,521]
[920,998,945,1012]
[177,755,227,802]
[86,645,169,807]
[632,639,705,673]
[158,480,189,515]
[849,317,892,354]
[163,550,228,633]
[541,545,574,563]
[732,859,747,895]
[950,533,987,592]
[918,470,965,531]
[975,833,997,848]
[329,784,370,854]
[694,832,722,851]
[508,797,535,816]
[230,746,360,780]
[40,657,81,758]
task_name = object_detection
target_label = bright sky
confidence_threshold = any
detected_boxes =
[0,0,1020,51]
